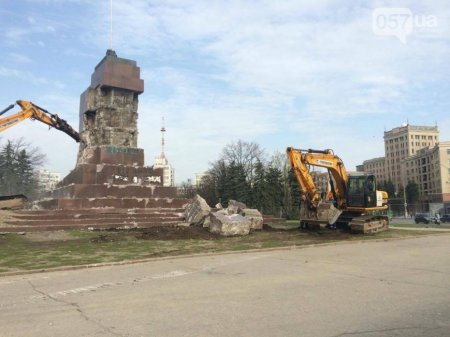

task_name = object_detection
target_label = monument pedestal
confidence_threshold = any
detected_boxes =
[36,50,187,214]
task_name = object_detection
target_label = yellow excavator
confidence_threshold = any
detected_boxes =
[0,100,80,142]
[287,147,389,234]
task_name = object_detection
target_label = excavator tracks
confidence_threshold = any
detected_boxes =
[348,215,389,234]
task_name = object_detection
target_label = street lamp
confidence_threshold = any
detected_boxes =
[403,184,408,218]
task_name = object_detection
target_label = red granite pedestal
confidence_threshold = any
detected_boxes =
[30,50,188,229]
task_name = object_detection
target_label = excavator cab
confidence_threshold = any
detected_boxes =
[346,173,377,208]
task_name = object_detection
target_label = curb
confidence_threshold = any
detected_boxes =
[1,231,449,278]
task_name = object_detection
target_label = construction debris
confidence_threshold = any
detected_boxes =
[241,208,263,230]
[0,195,28,210]
[184,194,211,226]
[209,212,251,236]
[184,196,263,236]
[227,199,247,214]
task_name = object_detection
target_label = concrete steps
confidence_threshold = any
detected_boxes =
[0,208,186,233]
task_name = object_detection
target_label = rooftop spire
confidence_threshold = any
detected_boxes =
[160,116,166,159]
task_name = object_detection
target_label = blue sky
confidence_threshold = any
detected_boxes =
[1,0,449,183]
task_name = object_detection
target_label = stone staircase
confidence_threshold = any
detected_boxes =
[0,208,186,233]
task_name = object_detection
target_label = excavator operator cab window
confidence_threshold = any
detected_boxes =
[365,175,377,207]
[367,176,375,192]
[347,174,377,208]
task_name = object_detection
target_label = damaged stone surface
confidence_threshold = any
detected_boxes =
[241,208,263,230]
[209,212,251,236]
[77,50,144,165]
[37,50,188,211]
[227,199,247,215]
[183,196,263,235]
[184,195,211,226]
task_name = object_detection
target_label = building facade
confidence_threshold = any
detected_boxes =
[359,157,386,183]
[358,124,448,212]
[35,170,61,192]
[310,171,329,196]
[153,155,175,187]
[403,141,450,204]
[384,125,439,190]
[193,173,209,187]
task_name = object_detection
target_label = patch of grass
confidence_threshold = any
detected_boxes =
[0,227,446,273]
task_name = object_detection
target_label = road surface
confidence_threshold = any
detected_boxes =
[1,235,449,337]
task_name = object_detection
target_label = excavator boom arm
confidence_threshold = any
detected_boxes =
[287,147,320,202]
[287,147,349,208]
[0,109,33,133]
[0,100,80,142]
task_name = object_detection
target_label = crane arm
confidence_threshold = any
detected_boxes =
[0,100,80,142]
[287,147,349,208]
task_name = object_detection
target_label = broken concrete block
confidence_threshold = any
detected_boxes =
[215,202,223,210]
[184,194,211,226]
[202,214,211,228]
[241,208,263,230]
[209,212,251,236]
[227,199,247,215]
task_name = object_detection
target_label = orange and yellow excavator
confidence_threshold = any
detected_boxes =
[0,100,80,142]
[287,147,389,234]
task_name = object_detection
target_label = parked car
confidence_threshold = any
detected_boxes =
[414,213,441,224]
[440,214,450,223]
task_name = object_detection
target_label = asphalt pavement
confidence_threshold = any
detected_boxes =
[1,235,449,337]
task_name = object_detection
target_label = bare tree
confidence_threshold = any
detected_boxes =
[220,140,265,182]
[268,150,294,217]
[10,137,46,168]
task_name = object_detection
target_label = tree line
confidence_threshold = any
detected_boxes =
[179,140,302,218]
[0,138,45,199]
[179,140,423,218]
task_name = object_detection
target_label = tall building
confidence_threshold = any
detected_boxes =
[35,170,61,192]
[359,157,386,183]
[403,142,450,205]
[359,124,448,212]
[153,117,175,187]
[384,124,439,190]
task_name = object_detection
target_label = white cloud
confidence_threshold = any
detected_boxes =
[3,0,449,182]
[74,0,449,181]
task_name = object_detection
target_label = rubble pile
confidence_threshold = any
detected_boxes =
[184,194,211,226]
[184,195,263,236]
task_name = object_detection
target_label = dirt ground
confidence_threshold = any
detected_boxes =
[98,225,357,243]
[135,226,221,240]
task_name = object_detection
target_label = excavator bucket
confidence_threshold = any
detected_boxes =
[300,202,342,229]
